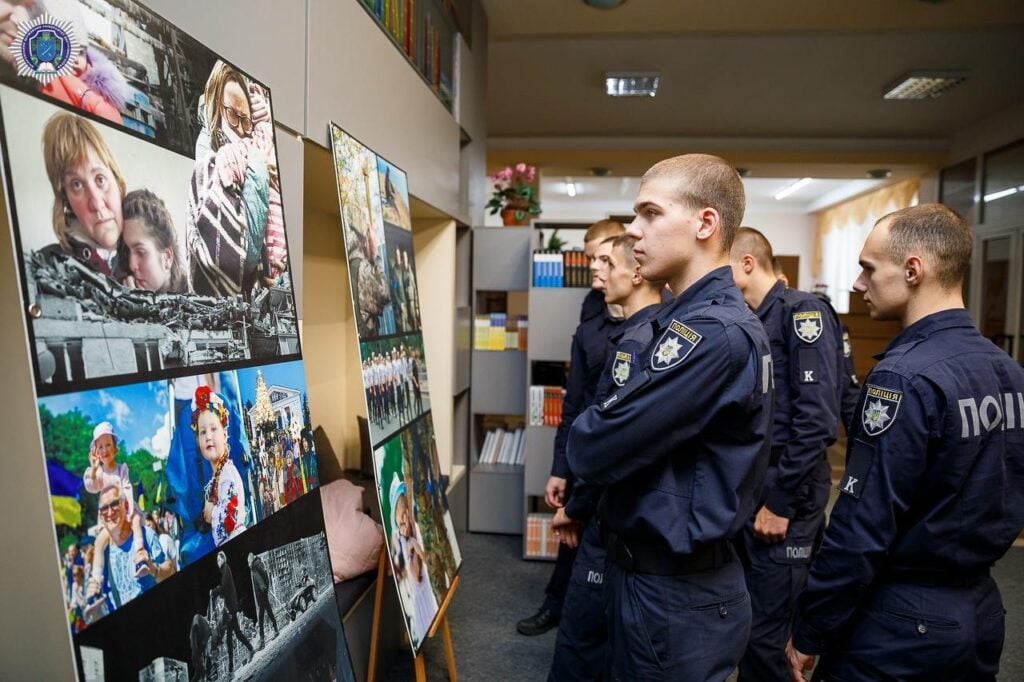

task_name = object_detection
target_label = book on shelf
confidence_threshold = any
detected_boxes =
[478,425,525,466]
[474,313,528,351]
[525,513,561,559]
[529,385,565,426]
[532,249,589,288]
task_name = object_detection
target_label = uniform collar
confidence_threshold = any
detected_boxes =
[754,280,786,318]
[876,308,975,359]
[655,266,737,326]
[608,301,662,343]
[580,288,607,322]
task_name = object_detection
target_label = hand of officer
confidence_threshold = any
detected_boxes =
[545,476,567,509]
[785,638,815,681]
[551,508,581,549]
[753,505,790,544]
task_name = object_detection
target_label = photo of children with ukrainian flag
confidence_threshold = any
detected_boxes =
[40,360,317,635]
[373,416,461,653]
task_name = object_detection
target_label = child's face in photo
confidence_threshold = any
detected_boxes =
[94,434,117,468]
[397,497,411,538]
[123,217,173,292]
[196,411,228,464]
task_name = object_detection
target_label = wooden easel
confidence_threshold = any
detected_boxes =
[367,551,459,682]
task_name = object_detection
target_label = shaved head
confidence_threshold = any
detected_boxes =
[585,219,626,244]
[641,154,746,251]
[731,227,774,272]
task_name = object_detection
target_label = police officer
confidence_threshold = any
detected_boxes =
[549,234,665,680]
[787,204,1024,680]
[729,227,844,681]
[516,219,626,636]
[568,154,773,680]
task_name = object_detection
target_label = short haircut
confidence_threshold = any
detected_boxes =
[606,234,639,269]
[880,203,972,289]
[641,154,745,251]
[42,113,128,251]
[584,219,625,244]
[731,226,774,271]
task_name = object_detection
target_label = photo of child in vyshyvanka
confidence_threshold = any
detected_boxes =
[389,477,438,648]
[187,60,287,299]
[191,386,247,546]
[166,373,252,564]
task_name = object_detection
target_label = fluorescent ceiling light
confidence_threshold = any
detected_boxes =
[774,177,813,200]
[983,185,1024,203]
[883,70,967,100]
[566,179,578,197]
[605,71,660,97]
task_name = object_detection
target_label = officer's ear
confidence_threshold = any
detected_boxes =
[742,254,756,275]
[904,255,923,287]
[694,207,720,243]
[632,265,643,285]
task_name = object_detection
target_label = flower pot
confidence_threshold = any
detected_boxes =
[501,206,531,226]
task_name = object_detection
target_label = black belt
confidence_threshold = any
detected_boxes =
[604,531,732,576]
[882,568,991,588]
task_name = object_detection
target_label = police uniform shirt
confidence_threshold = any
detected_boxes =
[564,301,663,522]
[567,267,773,556]
[756,280,843,518]
[792,309,1024,654]
[550,288,623,480]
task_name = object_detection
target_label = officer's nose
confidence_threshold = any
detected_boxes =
[625,220,642,240]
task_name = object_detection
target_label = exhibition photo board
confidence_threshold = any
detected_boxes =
[0,1,352,680]
[330,122,462,654]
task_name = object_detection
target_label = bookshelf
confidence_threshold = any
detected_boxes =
[468,227,531,533]
[358,0,459,112]
[523,284,589,559]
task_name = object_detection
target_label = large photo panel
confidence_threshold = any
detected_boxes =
[0,2,300,395]
[374,417,461,653]
[45,359,319,635]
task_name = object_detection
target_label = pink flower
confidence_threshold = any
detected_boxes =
[526,167,536,182]
[515,162,527,173]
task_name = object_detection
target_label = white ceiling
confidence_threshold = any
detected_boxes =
[540,176,885,214]
[482,0,1024,180]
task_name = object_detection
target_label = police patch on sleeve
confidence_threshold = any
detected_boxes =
[650,320,702,372]
[861,384,902,436]
[793,310,823,343]
[612,351,632,386]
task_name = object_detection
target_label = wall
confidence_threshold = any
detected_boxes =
[412,219,457,474]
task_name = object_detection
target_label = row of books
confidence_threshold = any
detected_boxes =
[525,513,561,559]
[529,386,565,426]
[478,427,525,466]
[364,0,416,57]
[532,249,590,288]
[473,314,528,351]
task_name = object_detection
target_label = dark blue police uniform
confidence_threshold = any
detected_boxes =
[839,325,860,432]
[792,309,1024,680]
[568,267,773,681]
[549,302,662,682]
[735,281,844,682]
[542,288,622,619]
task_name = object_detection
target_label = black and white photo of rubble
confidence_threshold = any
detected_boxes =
[26,249,299,389]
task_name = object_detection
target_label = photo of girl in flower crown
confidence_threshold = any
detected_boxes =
[191,385,248,547]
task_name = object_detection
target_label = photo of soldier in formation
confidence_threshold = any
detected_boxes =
[359,334,431,447]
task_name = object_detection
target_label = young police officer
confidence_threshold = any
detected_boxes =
[568,154,773,680]
[517,220,625,636]
[787,204,1024,680]
[729,227,844,681]
[548,234,665,680]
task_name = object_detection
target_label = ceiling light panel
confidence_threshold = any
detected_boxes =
[605,71,660,97]
[883,70,967,100]
[774,177,813,200]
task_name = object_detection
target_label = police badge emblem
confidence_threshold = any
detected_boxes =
[793,310,823,343]
[10,14,80,85]
[612,351,631,386]
[862,384,902,436]
[650,320,702,372]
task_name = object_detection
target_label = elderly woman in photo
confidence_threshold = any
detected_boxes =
[187,60,285,299]
[42,112,128,278]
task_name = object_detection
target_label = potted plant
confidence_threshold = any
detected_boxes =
[486,163,541,226]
